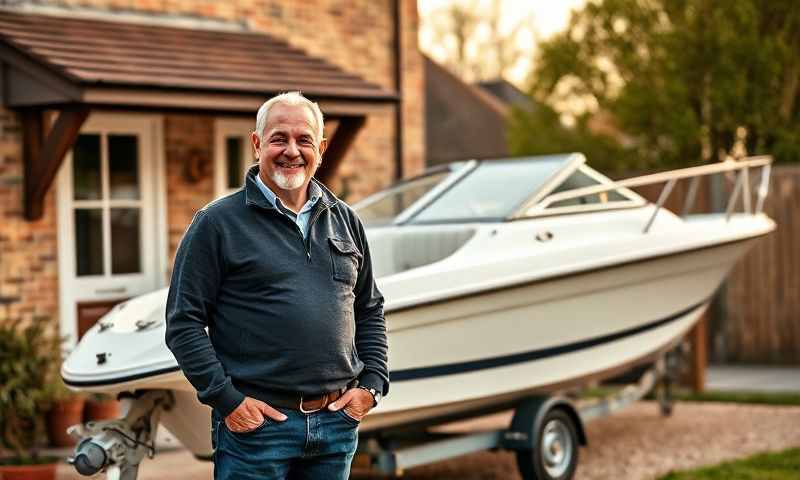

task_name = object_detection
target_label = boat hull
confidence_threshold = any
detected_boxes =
[380,236,751,414]
[80,235,755,457]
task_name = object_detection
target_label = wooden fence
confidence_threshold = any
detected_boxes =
[720,166,800,364]
[626,165,800,365]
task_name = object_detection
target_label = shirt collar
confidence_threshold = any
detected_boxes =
[255,171,321,212]
[244,165,336,211]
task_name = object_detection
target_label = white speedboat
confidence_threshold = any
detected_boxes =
[62,153,774,470]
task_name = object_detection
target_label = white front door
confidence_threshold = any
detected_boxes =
[57,114,166,347]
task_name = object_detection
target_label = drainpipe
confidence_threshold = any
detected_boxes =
[393,0,404,180]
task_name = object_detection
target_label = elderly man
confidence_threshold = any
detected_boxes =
[165,91,388,480]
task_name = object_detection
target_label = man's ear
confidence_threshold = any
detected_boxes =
[251,131,261,158]
[318,138,328,157]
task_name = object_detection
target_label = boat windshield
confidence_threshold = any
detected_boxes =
[355,168,454,227]
[407,156,571,224]
[355,155,577,226]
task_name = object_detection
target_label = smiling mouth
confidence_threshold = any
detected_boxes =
[277,162,305,169]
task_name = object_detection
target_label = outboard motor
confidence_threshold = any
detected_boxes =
[67,390,173,480]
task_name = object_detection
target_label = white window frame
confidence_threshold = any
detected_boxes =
[214,118,256,198]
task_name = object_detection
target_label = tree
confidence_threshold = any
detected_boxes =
[434,1,480,80]
[422,0,531,82]
[511,0,800,169]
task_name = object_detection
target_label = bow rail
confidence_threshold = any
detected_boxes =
[535,155,772,234]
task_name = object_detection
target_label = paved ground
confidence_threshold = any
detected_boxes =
[57,401,800,480]
[706,364,800,392]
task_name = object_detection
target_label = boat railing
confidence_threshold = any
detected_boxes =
[535,155,773,234]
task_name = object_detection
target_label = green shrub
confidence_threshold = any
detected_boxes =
[0,317,63,464]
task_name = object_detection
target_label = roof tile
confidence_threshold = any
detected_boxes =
[0,9,394,100]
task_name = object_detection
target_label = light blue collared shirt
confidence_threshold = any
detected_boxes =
[255,174,321,239]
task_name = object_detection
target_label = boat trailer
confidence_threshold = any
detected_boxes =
[361,351,681,480]
[64,351,681,480]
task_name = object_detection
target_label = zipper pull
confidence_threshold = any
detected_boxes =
[306,250,311,262]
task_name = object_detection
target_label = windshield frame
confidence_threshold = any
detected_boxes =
[403,155,582,225]
[354,153,645,226]
[351,160,478,226]
[517,164,646,219]
[506,153,587,219]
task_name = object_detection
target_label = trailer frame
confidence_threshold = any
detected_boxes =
[360,352,678,479]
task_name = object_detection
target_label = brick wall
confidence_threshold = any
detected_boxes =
[0,108,60,327]
[164,114,216,265]
[399,0,426,179]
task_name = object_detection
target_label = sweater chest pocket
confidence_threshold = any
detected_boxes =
[329,237,361,287]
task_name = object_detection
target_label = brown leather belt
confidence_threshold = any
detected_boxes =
[263,388,346,413]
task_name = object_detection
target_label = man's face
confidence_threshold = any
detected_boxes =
[252,103,327,194]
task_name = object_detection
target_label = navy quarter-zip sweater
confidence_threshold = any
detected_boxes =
[165,166,388,417]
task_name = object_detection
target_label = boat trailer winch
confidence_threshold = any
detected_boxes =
[67,390,174,480]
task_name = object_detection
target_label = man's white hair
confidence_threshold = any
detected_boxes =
[255,92,324,143]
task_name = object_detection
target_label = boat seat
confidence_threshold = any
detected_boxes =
[367,226,476,278]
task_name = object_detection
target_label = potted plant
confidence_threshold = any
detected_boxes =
[85,393,121,421]
[47,378,85,447]
[0,317,62,480]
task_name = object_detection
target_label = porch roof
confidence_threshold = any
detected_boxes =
[0,8,391,221]
[0,9,396,108]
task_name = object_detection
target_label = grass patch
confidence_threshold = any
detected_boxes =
[658,448,800,479]
[584,384,800,407]
[667,389,800,407]
[578,386,619,399]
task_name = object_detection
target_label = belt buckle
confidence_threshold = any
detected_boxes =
[299,392,328,414]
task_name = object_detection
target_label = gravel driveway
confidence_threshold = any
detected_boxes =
[56,401,800,480]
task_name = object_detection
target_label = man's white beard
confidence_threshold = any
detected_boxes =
[270,169,306,190]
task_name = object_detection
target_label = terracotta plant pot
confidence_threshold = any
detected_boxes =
[47,396,85,447]
[85,397,121,421]
[0,462,58,480]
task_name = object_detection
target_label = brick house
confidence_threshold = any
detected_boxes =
[0,0,424,346]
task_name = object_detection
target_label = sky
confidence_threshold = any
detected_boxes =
[418,0,587,87]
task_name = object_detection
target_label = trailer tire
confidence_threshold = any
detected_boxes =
[516,408,579,480]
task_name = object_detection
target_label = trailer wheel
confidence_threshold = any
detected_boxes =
[516,408,579,480]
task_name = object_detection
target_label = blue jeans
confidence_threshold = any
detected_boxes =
[211,407,359,480]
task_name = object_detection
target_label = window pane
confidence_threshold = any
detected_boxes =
[110,208,141,274]
[73,134,101,200]
[226,137,243,189]
[75,208,103,276]
[548,170,628,208]
[109,135,140,199]
[411,157,569,223]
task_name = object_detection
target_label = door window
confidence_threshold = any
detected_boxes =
[71,132,143,277]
